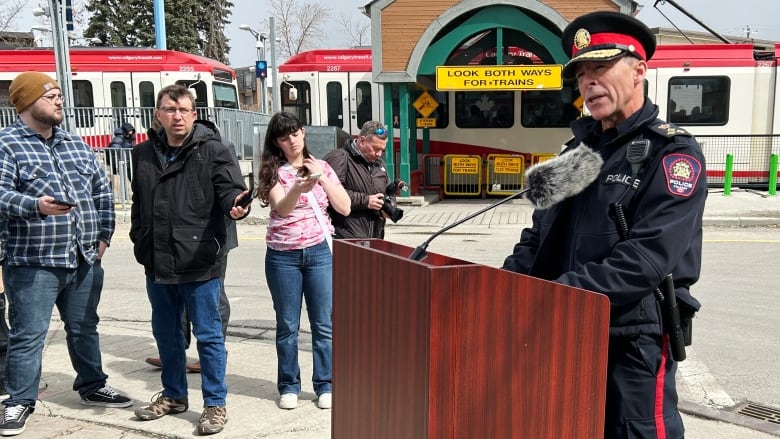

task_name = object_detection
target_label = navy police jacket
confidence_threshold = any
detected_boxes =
[503,100,706,337]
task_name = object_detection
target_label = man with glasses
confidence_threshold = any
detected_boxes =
[0,72,131,436]
[130,84,249,435]
[323,120,392,239]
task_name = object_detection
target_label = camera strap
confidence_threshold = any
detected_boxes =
[305,192,333,253]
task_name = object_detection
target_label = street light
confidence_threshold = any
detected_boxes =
[239,24,268,114]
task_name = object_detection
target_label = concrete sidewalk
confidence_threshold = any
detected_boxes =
[17,187,780,438]
[30,320,780,439]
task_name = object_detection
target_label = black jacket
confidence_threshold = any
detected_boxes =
[129,120,246,283]
[503,100,706,337]
[323,139,390,239]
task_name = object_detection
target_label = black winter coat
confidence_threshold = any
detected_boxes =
[503,100,706,337]
[323,139,390,239]
[129,120,246,283]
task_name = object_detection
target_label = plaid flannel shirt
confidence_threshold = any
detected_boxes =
[0,119,115,268]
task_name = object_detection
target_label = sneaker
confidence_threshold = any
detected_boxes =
[0,404,33,436]
[317,392,332,409]
[278,393,298,410]
[135,392,188,421]
[81,385,133,408]
[198,406,228,435]
[145,357,162,368]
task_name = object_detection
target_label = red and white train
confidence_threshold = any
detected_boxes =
[278,45,780,187]
[0,47,241,146]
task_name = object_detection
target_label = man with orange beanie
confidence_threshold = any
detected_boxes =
[0,72,132,436]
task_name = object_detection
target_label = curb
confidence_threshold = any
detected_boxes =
[679,400,780,437]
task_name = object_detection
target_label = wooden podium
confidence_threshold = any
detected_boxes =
[332,239,610,439]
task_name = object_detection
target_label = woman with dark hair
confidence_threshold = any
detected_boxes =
[256,112,350,411]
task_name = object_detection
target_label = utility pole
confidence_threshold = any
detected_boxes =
[742,25,756,40]
[49,0,75,131]
[270,17,279,113]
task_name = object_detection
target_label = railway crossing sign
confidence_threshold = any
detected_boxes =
[413,91,439,118]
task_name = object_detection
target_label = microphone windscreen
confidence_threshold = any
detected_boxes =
[524,144,603,210]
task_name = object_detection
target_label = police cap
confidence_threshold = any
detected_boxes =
[561,11,656,79]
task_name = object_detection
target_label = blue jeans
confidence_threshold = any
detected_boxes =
[3,261,108,406]
[145,277,227,407]
[265,240,332,396]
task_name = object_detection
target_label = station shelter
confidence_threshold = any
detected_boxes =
[359,0,640,195]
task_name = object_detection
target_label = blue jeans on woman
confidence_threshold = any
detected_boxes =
[265,240,332,397]
[145,277,227,407]
[3,261,108,406]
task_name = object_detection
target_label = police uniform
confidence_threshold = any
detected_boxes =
[502,11,706,439]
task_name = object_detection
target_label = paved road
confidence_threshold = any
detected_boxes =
[14,192,780,437]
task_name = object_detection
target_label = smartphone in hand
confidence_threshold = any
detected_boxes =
[53,199,76,208]
[235,191,255,208]
[305,173,321,181]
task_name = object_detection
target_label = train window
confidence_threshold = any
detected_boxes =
[521,87,579,128]
[0,80,14,128]
[325,82,344,128]
[667,77,729,125]
[177,80,208,119]
[454,91,513,129]
[356,81,372,128]
[110,81,128,129]
[139,81,156,130]
[281,81,312,125]
[72,80,95,128]
[213,83,238,109]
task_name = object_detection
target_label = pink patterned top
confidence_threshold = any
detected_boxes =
[266,160,340,251]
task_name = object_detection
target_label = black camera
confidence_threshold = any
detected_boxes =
[380,179,408,223]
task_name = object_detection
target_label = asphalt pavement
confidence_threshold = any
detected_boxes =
[17,188,780,438]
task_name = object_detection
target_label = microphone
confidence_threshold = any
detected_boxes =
[524,144,604,210]
[408,144,603,261]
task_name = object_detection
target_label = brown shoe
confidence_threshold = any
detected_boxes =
[145,357,162,368]
[135,392,188,421]
[186,361,201,373]
[198,406,227,435]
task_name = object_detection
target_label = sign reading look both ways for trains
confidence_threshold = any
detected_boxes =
[435,65,563,91]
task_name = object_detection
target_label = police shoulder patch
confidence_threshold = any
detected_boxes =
[662,153,702,197]
[649,122,691,139]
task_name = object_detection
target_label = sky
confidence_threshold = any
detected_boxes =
[10,0,780,68]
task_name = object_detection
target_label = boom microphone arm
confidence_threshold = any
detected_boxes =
[408,189,528,261]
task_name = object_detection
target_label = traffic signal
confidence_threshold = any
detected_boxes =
[256,60,267,79]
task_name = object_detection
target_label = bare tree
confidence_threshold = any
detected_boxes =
[268,0,330,58]
[0,0,27,34]
[336,14,370,47]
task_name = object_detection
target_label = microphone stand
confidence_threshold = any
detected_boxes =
[409,188,529,261]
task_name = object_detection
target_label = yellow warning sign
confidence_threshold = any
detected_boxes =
[436,65,563,91]
[451,157,479,174]
[416,118,436,128]
[493,157,522,173]
[413,91,439,118]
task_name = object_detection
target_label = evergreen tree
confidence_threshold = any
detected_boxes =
[197,0,233,64]
[84,0,232,62]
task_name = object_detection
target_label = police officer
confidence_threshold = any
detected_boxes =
[502,11,706,439]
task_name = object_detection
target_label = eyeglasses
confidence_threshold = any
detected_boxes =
[39,94,63,103]
[159,107,194,115]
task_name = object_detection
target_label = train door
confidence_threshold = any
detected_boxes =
[101,73,135,133]
[129,73,163,132]
[316,72,378,135]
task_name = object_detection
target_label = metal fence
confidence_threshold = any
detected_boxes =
[697,135,780,187]
[0,106,268,204]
